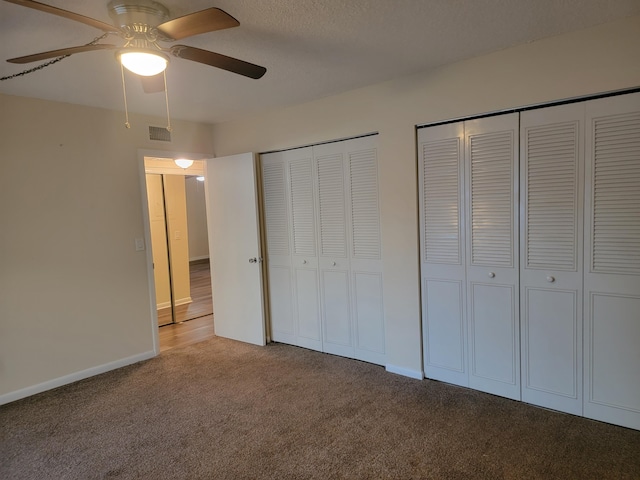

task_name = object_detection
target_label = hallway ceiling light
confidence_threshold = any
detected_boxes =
[175,158,194,169]
[196,176,205,182]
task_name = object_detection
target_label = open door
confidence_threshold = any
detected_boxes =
[204,153,266,346]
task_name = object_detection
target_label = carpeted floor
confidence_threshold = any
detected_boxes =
[1,336,639,479]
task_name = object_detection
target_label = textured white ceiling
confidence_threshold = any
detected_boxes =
[1,0,640,124]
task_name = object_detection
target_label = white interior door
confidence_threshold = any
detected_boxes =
[204,153,266,346]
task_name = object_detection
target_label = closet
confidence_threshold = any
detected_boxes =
[261,135,385,366]
[418,92,640,430]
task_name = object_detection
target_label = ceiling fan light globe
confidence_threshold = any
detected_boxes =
[119,51,168,76]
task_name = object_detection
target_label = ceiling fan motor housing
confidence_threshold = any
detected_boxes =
[108,0,170,39]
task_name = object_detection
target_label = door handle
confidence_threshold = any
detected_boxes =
[249,257,257,264]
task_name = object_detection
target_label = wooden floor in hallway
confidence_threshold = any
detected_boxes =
[158,259,215,352]
[159,314,214,353]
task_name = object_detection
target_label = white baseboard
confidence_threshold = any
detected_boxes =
[189,255,210,262]
[0,350,156,406]
[157,297,192,309]
[386,364,424,380]
[174,296,192,307]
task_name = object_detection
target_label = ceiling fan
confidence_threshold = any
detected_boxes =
[3,0,267,91]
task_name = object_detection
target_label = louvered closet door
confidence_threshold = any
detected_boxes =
[287,151,322,350]
[418,122,468,386]
[583,92,640,430]
[345,135,385,365]
[262,152,296,345]
[465,113,520,400]
[314,141,353,359]
[262,147,322,351]
[520,103,584,415]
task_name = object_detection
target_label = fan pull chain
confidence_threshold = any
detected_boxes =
[120,63,131,129]
[163,70,172,132]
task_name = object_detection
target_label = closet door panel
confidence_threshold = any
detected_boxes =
[314,142,353,357]
[268,266,295,342]
[294,267,322,348]
[418,122,467,385]
[288,154,322,350]
[423,278,465,375]
[466,113,520,400]
[588,293,640,410]
[469,283,517,390]
[345,136,385,365]
[321,269,354,357]
[353,272,385,364]
[262,154,296,344]
[524,288,578,395]
[289,158,317,258]
[520,104,584,415]
[584,92,640,430]
[347,141,382,262]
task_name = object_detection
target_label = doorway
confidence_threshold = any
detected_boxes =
[143,156,213,335]
[140,151,267,354]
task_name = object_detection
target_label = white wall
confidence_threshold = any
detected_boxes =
[211,15,640,376]
[0,95,213,401]
[185,176,210,261]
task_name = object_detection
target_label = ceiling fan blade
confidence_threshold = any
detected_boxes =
[7,44,117,64]
[140,73,165,93]
[157,8,239,41]
[4,0,119,33]
[170,45,266,79]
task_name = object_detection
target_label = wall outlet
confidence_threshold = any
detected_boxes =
[135,238,145,251]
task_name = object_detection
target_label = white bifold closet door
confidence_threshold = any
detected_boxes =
[314,141,353,360]
[418,122,468,386]
[583,92,640,430]
[262,147,322,351]
[261,135,385,366]
[419,113,520,399]
[346,136,385,365]
[465,113,520,400]
[315,136,385,366]
[520,103,584,415]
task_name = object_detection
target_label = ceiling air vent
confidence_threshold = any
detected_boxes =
[149,126,172,142]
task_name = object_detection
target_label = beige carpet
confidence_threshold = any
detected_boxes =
[1,337,639,479]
